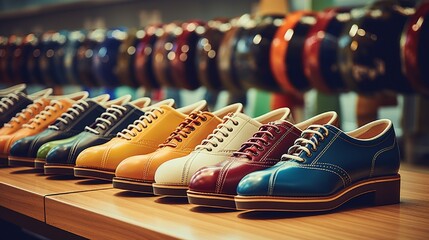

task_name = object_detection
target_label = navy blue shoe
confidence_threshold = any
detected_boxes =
[8,94,122,167]
[235,119,401,211]
[43,97,151,175]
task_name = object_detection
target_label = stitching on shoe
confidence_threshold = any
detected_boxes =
[311,130,341,165]
[370,136,396,177]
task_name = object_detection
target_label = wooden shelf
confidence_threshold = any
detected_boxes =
[0,167,111,221]
[46,167,429,239]
[0,165,428,239]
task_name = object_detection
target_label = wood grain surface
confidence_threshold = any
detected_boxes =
[0,167,111,221]
[44,166,429,240]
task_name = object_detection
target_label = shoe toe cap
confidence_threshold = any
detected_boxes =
[236,170,273,196]
[154,156,188,184]
[188,166,222,193]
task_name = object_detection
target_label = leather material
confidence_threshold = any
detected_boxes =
[0,97,50,136]
[115,104,242,184]
[0,92,33,127]
[0,96,79,156]
[188,111,338,196]
[75,100,207,174]
[237,120,400,197]
[10,99,105,159]
[45,102,147,166]
[154,108,292,188]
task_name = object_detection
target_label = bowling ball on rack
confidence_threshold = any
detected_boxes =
[337,0,415,93]
[270,11,317,96]
[401,1,429,95]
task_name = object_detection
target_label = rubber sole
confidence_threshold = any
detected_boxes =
[34,158,46,169]
[187,191,236,209]
[44,164,75,175]
[152,184,188,197]
[74,167,115,181]
[8,156,35,167]
[112,177,154,194]
[234,175,401,212]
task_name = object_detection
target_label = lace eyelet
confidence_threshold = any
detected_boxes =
[275,129,281,134]
[307,153,312,157]
[257,146,264,151]
[233,121,239,126]
[214,144,218,147]
[224,133,229,137]
[228,128,233,132]
[208,149,212,152]
[202,117,207,121]
[263,142,269,146]
[269,136,274,140]
[196,122,201,126]
[219,139,224,142]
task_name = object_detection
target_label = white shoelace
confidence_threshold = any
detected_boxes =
[22,100,64,129]
[0,93,19,113]
[117,107,164,140]
[196,114,238,152]
[85,105,126,135]
[48,100,89,130]
[281,124,329,162]
[3,99,45,128]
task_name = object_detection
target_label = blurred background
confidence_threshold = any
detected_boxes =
[0,0,428,168]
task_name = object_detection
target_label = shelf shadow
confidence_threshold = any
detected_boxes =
[114,191,154,198]
[155,196,189,205]
[45,175,77,181]
[75,179,111,185]
[190,206,238,214]
[9,168,44,175]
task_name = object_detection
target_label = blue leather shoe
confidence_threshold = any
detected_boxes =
[235,119,401,211]
[8,94,117,167]
[42,97,151,175]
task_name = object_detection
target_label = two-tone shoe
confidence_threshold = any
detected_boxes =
[0,88,52,127]
[43,97,150,175]
[187,112,338,209]
[33,95,133,169]
[73,100,207,181]
[234,119,401,212]
[8,92,101,167]
[152,107,293,197]
[1,92,89,166]
[113,103,243,194]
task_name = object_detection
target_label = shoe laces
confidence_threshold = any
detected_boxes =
[48,100,89,131]
[0,93,20,113]
[22,100,65,129]
[3,99,45,128]
[159,111,208,148]
[233,123,281,159]
[117,107,164,140]
[85,105,127,135]
[196,114,238,152]
[281,124,329,162]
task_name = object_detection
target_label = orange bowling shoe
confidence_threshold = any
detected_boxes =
[112,103,243,193]
[74,99,208,181]
[0,92,88,165]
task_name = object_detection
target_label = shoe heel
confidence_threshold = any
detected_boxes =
[372,176,400,206]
